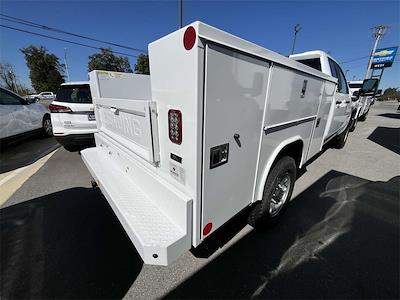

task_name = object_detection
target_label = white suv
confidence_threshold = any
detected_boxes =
[0,87,52,142]
[49,82,97,151]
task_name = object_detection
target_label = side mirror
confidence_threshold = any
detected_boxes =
[359,79,379,96]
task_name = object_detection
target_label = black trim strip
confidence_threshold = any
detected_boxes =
[264,116,316,135]
[324,132,336,143]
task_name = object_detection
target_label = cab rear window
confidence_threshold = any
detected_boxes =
[297,58,322,71]
[56,85,92,103]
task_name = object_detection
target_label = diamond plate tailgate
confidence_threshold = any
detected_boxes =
[81,137,192,265]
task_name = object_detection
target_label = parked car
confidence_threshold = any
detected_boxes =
[27,91,56,102]
[0,87,52,143]
[49,81,96,151]
[81,22,378,266]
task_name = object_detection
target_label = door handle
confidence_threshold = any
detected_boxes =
[336,101,342,104]
[234,133,241,147]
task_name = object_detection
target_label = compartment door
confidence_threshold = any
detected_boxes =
[201,44,269,237]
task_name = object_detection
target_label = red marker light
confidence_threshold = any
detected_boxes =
[183,26,196,50]
[203,222,213,236]
[168,109,182,145]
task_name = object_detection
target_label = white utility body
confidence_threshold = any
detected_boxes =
[81,21,352,265]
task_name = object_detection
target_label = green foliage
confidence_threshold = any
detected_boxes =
[20,46,65,93]
[378,87,400,100]
[0,62,32,96]
[134,54,150,75]
[88,48,133,73]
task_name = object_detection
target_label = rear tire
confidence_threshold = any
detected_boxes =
[63,145,81,152]
[359,111,368,121]
[334,125,350,149]
[349,117,358,132]
[248,156,296,229]
[42,114,53,136]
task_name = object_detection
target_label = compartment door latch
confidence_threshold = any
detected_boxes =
[210,143,229,169]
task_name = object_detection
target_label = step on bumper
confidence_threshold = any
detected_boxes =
[81,145,192,265]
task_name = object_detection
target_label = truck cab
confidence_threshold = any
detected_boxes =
[290,50,352,139]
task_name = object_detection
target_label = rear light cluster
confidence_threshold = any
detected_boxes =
[168,109,182,145]
[48,103,72,113]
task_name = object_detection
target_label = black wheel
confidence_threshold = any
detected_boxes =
[42,114,53,136]
[349,117,358,132]
[359,110,368,121]
[63,145,81,152]
[248,156,296,229]
[334,125,350,149]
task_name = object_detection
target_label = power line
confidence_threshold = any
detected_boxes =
[0,13,147,53]
[339,55,370,64]
[0,24,139,58]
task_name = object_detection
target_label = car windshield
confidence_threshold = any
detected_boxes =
[56,84,92,103]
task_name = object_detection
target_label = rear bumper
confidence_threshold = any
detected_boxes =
[81,133,192,265]
[54,133,95,147]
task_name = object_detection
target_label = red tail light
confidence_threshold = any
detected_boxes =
[168,109,182,145]
[49,103,72,113]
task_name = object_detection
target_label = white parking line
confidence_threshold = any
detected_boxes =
[0,150,58,207]
[0,166,30,186]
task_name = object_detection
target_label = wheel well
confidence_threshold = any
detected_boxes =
[275,140,303,169]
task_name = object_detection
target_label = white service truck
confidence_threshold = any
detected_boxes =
[348,80,373,123]
[81,22,378,265]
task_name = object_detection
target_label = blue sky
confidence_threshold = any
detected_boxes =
[0,0,399,91]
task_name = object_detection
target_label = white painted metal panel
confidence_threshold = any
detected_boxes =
[265,65,323,127]
[202,44,269,236]
[89,71,159,165]
[307,81,335,159]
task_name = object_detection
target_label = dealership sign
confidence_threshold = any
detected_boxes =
[371,47,398,68]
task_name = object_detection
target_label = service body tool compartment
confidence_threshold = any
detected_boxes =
[202,44,270,234]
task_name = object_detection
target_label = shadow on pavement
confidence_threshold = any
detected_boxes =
[0,134,60,174]
[0,187,142,299]
[167,171,400,299]
[378,113,400,120]
[368,126,400,155]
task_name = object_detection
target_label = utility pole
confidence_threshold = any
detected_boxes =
[64,48,70,82]
[291,24,301,55]
[179,0,183,29]
[365,25,389,79]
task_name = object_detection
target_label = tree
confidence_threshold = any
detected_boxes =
[378,87,400,101]
[20,46,65,93]
[88,48,132,73]
[0,62,31,96]
[134,54,150,75]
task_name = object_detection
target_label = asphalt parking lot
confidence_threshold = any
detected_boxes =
[1,101,399,299]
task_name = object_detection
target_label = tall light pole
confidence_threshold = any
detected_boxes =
[345,69,349,77]
[365,25,389,79]
[64,48,70,82]
[179,0,183,29]
[291,24,302,55]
